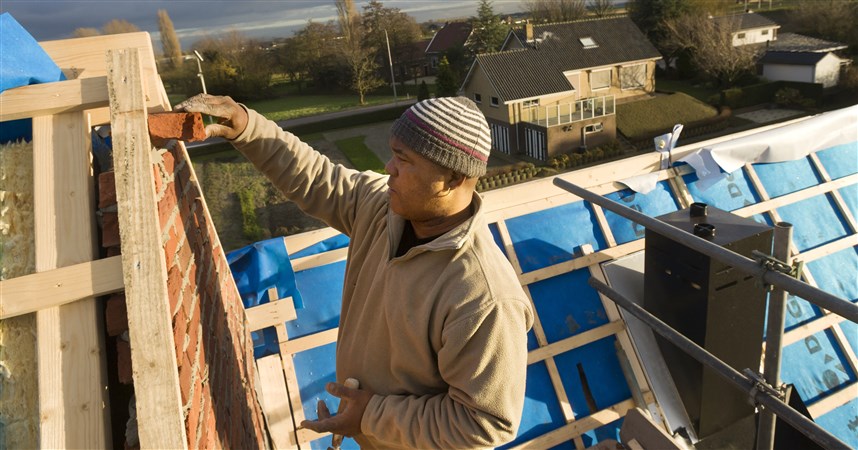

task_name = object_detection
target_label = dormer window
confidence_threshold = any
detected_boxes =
[579,36,598,49]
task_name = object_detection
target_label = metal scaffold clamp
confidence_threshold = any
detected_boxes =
[744,369,786,408]
[752,250,804,291]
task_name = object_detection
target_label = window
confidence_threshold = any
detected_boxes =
[620,64,646,90]
[737,32,746,39]
[474,93,482,103]
[522,99,539,107]
[584,123,603,134]
[762,29,769,35]
[491,97,499,107]
[590,69,611,90]
[579,36,598,48]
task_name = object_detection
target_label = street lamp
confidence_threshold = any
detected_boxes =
[384,30,397,102]
[193,50,207,95]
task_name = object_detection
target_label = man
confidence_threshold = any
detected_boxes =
[177,94,533,449]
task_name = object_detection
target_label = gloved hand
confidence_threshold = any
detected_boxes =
[174,94,248,140]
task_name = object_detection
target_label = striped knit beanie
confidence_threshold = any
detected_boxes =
[390,97,491,178]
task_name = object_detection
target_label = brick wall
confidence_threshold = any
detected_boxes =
[100,139,267,449]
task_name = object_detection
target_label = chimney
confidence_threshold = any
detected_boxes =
[525,20,533,42]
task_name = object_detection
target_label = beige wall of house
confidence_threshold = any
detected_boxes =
[463,64,513,123]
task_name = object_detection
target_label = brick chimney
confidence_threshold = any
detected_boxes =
[525,20,533,42]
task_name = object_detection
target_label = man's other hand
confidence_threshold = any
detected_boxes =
[174,94,248,140]
[300,381,372,438]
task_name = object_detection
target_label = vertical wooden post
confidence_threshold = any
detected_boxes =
[33,110,110,447]
[106,47,187,449]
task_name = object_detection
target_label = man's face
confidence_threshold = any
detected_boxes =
[385,135,452,221]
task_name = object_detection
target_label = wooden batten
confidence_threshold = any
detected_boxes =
[32,107,109,446]
[106,47,187,449]
[0,77,109,122]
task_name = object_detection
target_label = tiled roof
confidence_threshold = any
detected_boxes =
[759,51,829,65]
[712,12,778,32]
[769,32,848,53]
[425,22,472,54]
[474,16,661,102]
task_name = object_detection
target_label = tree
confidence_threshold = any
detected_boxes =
[630,0,728,51]
[788,1,858,56]
[288,20,345,89]
[470,0,509,54]
[190,31,273,101]
[158,9,182,68]
[587,0,615,18]
[102,19,140,35]
[336,0,383,104]
[662,13,760,86]
[524,0,587,23]
[361,1,423,83]
[72,27,101,38]
[435,56,459,97]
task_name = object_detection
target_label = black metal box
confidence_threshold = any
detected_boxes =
[644,204,773,438]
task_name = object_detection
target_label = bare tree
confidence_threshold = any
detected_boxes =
[587,0,615,18]
[336,0,383,104]
[102,19,140,35]
[524,0,586,23]
[72,27,101,38]
[158,9,182,68]
[663,13,760,86]
[361,0,422,83]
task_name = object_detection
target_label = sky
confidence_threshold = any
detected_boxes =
[0,0,525,48]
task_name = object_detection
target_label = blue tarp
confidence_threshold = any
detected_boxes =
[0,13,66,144]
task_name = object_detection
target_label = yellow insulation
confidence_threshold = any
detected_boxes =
[0,139,38,449]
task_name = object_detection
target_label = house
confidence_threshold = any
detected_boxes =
[460,16,661,160]
[712,11,780,47]
[424,22,472,75]
[759,32,852,88]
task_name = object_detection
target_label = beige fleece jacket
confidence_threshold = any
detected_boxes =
[232,109,534,449]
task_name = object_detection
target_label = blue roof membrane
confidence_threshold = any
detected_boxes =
[683,167,771,225]
[286,261,346,340]
[775,193,851,252]
[781,329,857,446]
[554,336,632,419]
[505,201,606,273]
[753,156,822,198]
[839,184,858,219]
[529,269,609,343]
[816,143,858,180]
[603,182,681,245]
[782,246,856,333]
[499,361,571,450]
[815,397,858,448]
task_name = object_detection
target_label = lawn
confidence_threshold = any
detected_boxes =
[656,79,720,103]
[245,94,400,121]
[617,92,719,140]
[335,136,385,172]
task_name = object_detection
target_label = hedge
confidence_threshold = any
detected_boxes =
[708,80,824,109]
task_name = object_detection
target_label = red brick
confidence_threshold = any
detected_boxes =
[173,308,187,366]
[186,319,200,357]
[102,212,120,248]
[148,112,206,142]
[152,165,163,195]
[158,185,178,231]
[163,226,179,269]
[105,293,128,336]
[98,171,116,209]
[117,338,133,384]
[179,354,194,405]
[162,149,176,175]
[177,239,193,274]
[167,263,183,310]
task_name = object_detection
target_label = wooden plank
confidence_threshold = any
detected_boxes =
[527,321,625,364]
[256,355,298,449]
[283,229,343,256]
[508,399,635,450]
[0,77,109,122]
[275,324,305,445]
[279,328,339,355]
[807,382,858,418]
[733,173,857,218]
[0,255,123,319]
[291,247,349,272]
[32,108,109,448]
[798,234,858,263]
[809,152,858,233]
[40,32,169,111]
[246,293,297,332]
[106,47,186,449]
[518,240,646,286]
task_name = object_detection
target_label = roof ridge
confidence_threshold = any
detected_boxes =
[526,14,628,29]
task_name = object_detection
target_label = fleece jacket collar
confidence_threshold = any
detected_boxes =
[386,193,484,261]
